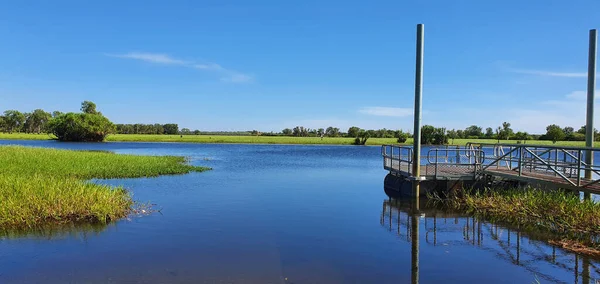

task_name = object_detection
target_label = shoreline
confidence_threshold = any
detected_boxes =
[0,133,598,147]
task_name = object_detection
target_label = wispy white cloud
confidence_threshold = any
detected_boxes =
[221,73,253,83]
[565,90,600,100]
[106,52,189,65]
[358,107,412,117]
[106,52,253,83]
[510,69,587,78]
[192,63,224,71]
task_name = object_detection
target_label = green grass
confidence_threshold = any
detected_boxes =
[0,145,209,229]
[2,133,596,147]
[431,187,600,254]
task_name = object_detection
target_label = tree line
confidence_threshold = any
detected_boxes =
[0,102,179,142]
[2,104,599,145]
[116,123,179,135]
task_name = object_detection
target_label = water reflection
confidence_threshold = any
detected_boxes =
[0,222,111,241]
[381,194,600,283]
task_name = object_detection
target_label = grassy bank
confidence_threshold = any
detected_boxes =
[0,146,209,229]
[432,188,600,255]
[0,133,595,147]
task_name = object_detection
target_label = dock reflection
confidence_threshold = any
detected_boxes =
[381,191,598,284]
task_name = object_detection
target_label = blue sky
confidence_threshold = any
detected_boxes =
[0,0,598,133]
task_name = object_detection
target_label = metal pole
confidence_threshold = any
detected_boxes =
[412,24,425,197]
[585,29,597,200]
[410,207,420,284]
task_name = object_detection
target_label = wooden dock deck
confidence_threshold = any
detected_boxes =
[382,144,600,194]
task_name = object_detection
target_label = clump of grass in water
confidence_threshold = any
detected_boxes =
[0,146,210,229]
[429,187,600,255]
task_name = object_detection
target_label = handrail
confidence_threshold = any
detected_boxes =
[426,148,485,164]
[382,144,600,189]
[467,142,600,152]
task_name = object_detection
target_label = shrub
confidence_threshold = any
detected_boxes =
[48,113,115,142]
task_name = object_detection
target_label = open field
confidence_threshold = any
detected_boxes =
[0,133,596,147]
[0,146,209,229]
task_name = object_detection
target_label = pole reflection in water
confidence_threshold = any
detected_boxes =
[410,200,419,284]
[380,195,598,284]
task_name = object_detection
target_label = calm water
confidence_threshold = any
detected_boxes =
[0,140,599,283]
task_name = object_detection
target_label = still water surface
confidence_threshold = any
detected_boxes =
[0,140,599,283]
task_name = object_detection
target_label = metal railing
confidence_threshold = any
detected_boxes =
[382,145,413,175]
[426,148,485,179]
[469,143,600,188]
[382,145,485,179]
[383,143,600,189]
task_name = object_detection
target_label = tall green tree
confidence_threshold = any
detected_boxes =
[163,124,179,134]
[354,129,370,145]
[282,128,292,136]
[485,127,494,138]
[421,125,448,145]
[447,129,457,144]
[24,109,52,133]
[325,126,340,137]
[3,110,25,133]
[464,125,483,138]
[48,101,115,142]
[347,126,361,138]
[545,124,565,143]
[497,122,513,140]
[81,101,99,114]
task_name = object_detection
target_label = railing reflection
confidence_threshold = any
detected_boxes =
[380,196,598,284]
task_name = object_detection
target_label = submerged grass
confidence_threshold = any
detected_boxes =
[431,187,600,254]
[0,146,209,229]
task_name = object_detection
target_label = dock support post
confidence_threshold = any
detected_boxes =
[585,29,597,200]
[412,24,425,197]
[410,202,420,284]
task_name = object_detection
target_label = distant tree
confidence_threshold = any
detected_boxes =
[24,109,52,133]
[502,122,513,139]
[317,128,325,137]
[447,129,457,144]
[397,131,409,143]
[52,111,63,118]
[282,128,292,136]
[193,130,201,135]
[485,127,494,138]
[3,110,26,133]
[354,129,370,145]
[464,125,483,138]
[563,126,574,136]
[153,123,164,134]
[347,126,361,138]
[576,125,600,139]
[48,102,115,142]
[514,131,530,143]
[0,115,5,132]
[496,127,502,143]
[497,122,513,140]
[325,126,340,137]
[181,128,191,135]
[421,125,448,145]
[293,126,308,137]
[80,101,99,115]
[456,130,465,139]
[545,124,565,143]
[163,124,179,135]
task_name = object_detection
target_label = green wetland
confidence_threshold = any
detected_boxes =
[1,140,599,283]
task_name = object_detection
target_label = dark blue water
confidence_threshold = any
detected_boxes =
[0,140,598,283]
